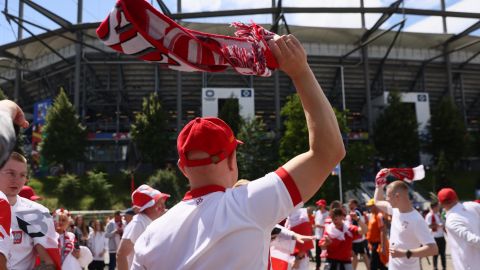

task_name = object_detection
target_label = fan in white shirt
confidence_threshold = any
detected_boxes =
[0,100,28,270]
[116,184,169,270]
[425,201,446,270]
[374,180,438,270]
[438,188,480,270]
[0,152,60,270]
[131,34,345,270]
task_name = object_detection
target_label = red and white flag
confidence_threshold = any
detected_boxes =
[97,0,278,77]
[286,208,314,253]
[375,165,425,186]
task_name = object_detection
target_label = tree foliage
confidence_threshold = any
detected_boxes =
[341,142,376,190]
[373,92,419,166]
[55,173,82,209]
[237,118,278,180]
[279,94,349,163]
[147,168,182,208]
[218,97,242,135]
[85,170,113,209]
[428,97,468,168]
[40,88,87,171]
[131,93,170,168]
[279,94,308,163]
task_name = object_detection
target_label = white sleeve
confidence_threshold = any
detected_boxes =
[275,224,295,240]
[122,220,143,244]
[464,202,480,219]
[414,216,436,245]
[231,168,303,229]
[446,215,480,248]
[386,204,393,215]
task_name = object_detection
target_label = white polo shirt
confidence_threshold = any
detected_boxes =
[132,168,302,270]
[445,202,480,270]
[8,196,59,270]
[388,206,435,270]
[314,210,328,239]
[425,211,444,238]
[0,191,10,260]
[122,213,152,268]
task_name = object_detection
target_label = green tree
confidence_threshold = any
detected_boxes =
[341,142,376,190]
[279,94,348,163]
[131,93,170,168]
[218,97,242,135]
[279,94,308,163]
[40,88,87,171]
[55,173,82,209]
[373,92,419,166]
[428,97,468,168]
[85,170,113,209]
[237,118,278,180]
[147,168,182,207]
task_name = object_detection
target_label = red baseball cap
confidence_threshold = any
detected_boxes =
[132,184,170,212]
[437,188,458,204]
[316,199,326,207]
[177,117,242,167]
[19,186,42,201]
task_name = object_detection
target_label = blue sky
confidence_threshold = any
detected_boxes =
[0,0,477,46]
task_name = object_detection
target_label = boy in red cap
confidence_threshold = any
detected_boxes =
[314,199,328,270]
[131,34,345,270]
[437,188,480,270]
[18,186,42,201]
[117,184,169,270]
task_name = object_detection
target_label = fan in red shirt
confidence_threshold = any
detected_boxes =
[320,208,367,270]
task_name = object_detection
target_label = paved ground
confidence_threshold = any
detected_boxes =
[309,245,453,270]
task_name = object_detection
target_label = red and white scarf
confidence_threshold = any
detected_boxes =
[324,223,352,241]
[375,165,425,186]
[97,0,278,77]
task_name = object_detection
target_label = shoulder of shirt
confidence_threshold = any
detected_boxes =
[16,196,50,213]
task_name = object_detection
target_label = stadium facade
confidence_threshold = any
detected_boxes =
[0,1,479,171]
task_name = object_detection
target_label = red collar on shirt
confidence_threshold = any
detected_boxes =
[183,185,226,201]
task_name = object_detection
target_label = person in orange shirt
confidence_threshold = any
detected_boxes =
[366,199,387,270]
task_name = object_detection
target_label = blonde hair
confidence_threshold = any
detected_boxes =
[10,152,27,164]
[387,180,409,194]
[233,179,250,188]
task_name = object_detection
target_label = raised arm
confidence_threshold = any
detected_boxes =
[269,35,345,202]
[374,184,391,214]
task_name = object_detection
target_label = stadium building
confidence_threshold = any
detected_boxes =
[0,0,479,172]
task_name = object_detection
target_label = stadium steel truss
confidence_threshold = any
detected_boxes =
[0,0,479,167]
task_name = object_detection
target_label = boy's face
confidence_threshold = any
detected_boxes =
[0,158,28,198]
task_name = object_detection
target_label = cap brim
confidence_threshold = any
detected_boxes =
[30,195,42,201]
[236,139,244,145]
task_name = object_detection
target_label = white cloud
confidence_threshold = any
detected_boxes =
[404,0,480,34]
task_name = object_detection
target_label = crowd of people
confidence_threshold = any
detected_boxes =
[0,31,478,270]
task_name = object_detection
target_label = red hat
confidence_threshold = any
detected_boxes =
[315,199,326,207]
[19,186,42,201]
[132,184,170,212]
[437,188,458,204]
[177,117,243,167]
